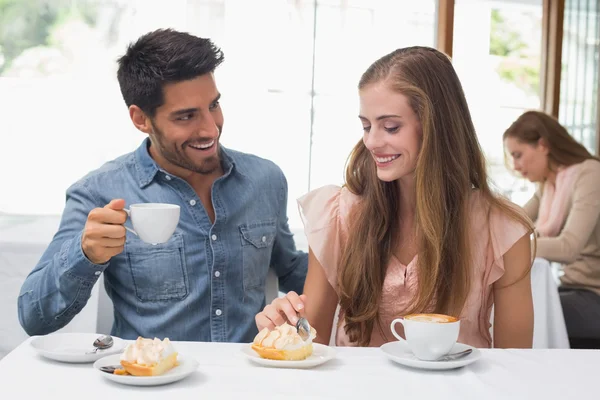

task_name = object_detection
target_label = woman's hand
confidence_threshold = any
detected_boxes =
[255,291,307,331]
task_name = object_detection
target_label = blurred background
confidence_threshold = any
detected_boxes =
[0,0,597,230]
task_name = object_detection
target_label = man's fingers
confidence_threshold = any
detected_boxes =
[99,237,126,248]
[104,199,126,211]
[89,207,127,224]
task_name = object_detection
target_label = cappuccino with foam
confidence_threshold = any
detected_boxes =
[391,313,460,361]
[404,313,458,323]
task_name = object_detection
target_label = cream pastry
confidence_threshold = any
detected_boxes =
[119,337,178,376]
[252,323,317,360]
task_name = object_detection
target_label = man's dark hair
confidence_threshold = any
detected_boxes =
[117,28,224,116]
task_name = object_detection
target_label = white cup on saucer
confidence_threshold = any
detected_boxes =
[390,313,460,361]
[123,203,180,244]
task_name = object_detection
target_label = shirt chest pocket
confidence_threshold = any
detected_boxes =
[125,233,189,302]
[239,220,276,290]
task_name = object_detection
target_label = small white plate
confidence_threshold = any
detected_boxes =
[241,343,335,369]
[380,341,481,370]
[93,354,199,386]
[30,333,127,363]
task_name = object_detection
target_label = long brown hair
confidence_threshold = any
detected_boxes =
[338,47,534,346]
[503,110,598,169]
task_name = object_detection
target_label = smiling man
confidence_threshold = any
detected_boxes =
[18,29,308,343]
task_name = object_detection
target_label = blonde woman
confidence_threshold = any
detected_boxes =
[256,47,535,348]
[504,110,600,348]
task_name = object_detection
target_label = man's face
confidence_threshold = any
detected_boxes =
[148,73,224,175]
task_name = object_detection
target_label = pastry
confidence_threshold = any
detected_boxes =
[251,323,317,361]
[119,337,178,376]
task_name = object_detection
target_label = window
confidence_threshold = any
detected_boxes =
[0,0,437,247]
[453,0,543,206]
[309,1,436,192]
[559,0,600,154]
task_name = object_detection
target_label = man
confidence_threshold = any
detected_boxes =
[18,29,308,343]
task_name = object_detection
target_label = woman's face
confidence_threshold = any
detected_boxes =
[504,136,549,182]
[359,82,422,183]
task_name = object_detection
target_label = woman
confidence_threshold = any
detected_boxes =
[256,47,535,348]
[504,110,600,348]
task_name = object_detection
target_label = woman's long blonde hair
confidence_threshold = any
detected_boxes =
[338,47,534,346]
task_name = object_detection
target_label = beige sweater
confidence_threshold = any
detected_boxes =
[523,159,600,296]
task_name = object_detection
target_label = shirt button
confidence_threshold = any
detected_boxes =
[261,236,267,243]
[189,199,197,206]
[215,309,222,316]
[214,271,221,278]
[211,234,217,241]
[165,175,172,181]
[94,271,101,276]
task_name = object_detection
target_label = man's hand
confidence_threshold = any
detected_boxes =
[81,199,128,264]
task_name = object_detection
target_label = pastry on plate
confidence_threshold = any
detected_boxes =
[251,322,317,361]
[119,337,178,376]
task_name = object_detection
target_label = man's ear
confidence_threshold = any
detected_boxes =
[129,105,152,134]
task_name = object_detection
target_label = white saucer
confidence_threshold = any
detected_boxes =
[93,354,199,386]
[30,333,127,363]
[241,343,335,369]
[380,341,481,370]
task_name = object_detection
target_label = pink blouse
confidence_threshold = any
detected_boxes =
[297,185,530,348]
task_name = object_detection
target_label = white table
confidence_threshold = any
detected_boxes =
[529,258,569,348]
[0,338,597,399]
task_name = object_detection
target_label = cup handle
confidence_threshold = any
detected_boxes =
[390,318,407,342]
[122,208,137,236]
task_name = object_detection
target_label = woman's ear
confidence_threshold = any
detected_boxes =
[537,137,550,155]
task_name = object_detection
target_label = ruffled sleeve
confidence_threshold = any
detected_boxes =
[486,200,533,287]
[297,185,358,291]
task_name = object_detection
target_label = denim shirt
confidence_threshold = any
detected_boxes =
[18,139,308,342]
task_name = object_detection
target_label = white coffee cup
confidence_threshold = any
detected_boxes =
[123,203,180,244]
[390,313,460,361]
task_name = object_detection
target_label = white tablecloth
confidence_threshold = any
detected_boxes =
[529,258,569,348]
[0,338,597,399]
